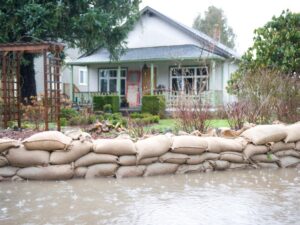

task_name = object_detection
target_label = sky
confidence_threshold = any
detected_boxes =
[140,0,300,55]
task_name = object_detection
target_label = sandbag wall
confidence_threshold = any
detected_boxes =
[0,123,300,181]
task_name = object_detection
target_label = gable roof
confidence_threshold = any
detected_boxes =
[141,6,239,59]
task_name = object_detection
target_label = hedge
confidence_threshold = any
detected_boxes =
[141,95,166,117]
[93,95,120,113]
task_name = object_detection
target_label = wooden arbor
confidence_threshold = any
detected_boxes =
[0,42,64,130]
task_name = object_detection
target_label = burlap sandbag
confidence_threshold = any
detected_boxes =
[206,137,246,153]
[208,160,230,170]
[0,156,8,167]
[23,131,72,151]
[159,152,189,164]
[171,136,208,154]
[136,135,171,162]
[11,175,24,182]
[0,138,20,153]
[186,153,219,165]
[243,144,269,160]
[64,129,92,141]
[117,156,158,166]
[274,149,300,158]
[270,142,295,153]
[93,139,136,156]
[0,166,19,177]
[176,164,207,174]
[279,156,300,168]
[50,140,91,165]
[85,164,118,179]
[229,163,256,170]
[144,163,179,177]
[74,167,88,178]
[115,166,146,178]
[220,152,245,163]
[296,141,300,151]
[251,154,279,163]
[256,162,279,169]
[6,146,49,167]
[17,165,74,180]
[241,125,286,145]
[283,123,300,143]
[75,153,118,167]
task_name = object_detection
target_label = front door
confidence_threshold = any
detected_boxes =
[126,71,140,107]
[142,67,157,95]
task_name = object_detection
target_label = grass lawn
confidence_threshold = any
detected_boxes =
[146,118,230,132]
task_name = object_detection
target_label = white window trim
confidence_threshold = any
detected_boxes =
[98,68,127,95]
[78,67,88,86]
[170,66,209,93]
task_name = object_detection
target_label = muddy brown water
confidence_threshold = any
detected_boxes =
[1,168,300,225]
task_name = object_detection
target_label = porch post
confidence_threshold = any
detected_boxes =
[87,66,90,103]
[150,63,154,95]
[70,65,74,102]
[117,65,121,95]
[211,60,216,106]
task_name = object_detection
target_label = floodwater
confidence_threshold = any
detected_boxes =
[0,168,300,225]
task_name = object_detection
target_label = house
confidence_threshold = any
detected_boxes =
[66,6,239,109]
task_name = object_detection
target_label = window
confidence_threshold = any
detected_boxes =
[170,66,209,93]
[99,68,127,95]
[78,67,87,86]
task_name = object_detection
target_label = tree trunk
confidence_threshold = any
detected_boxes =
[20,53,37,102]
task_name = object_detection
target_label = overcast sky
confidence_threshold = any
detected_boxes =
[140,0,300,55]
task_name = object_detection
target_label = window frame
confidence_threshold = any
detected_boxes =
[78,67,88,86]
[98,68,127,96]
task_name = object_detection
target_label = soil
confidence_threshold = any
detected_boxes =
[0,129,39,140]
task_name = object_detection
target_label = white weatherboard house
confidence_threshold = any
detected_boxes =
[66,6,239,109]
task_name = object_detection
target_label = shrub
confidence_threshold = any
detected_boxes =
[103,104,112,113]
[21,96,45,130]
[87,115,97,124]
[60,107,79,120]
[93,95,120,113]
[60,117,68,127]
[142,95,166,117]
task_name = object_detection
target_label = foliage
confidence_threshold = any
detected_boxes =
[103,104,112,113]
[60,117,68,127]
[104,113,127,127]
[60,107,79,120]
[142,95,166,117]
[193,5,236,48]
[93,95,120,113]
[21,96,45,130]
[173,94,212,132]
[224,102,248,130]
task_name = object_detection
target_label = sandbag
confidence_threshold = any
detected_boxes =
[243,144,269,160]
[256,162,279,169]
[50,140,91,165]
[117,156,158,166]
[270,142,295,153]
[186,153,219,165]
[64,129,92,141]
[144,163,179,177]
[279,156,300,168]
[251,154,279,163]
[208,160,230,170]
[171,136,207,154]
[85,164,118,179]
[159,152,189,164]
[74,167,88,178]
[93,139,136,156]
[0,166,19,177]
[229,163,256,170]
[0,156,8,167]
[296,141,300,151]
[11,175,24,182]
[136,135,171,162]
[17,165,74,180]
[241,125,286,145]
[274,149,300,158]
[206,137,246,153]
[0,138,20,153]
[115,166,146,178]
[6,146,49,167]
[23,131,72,151]
[176,164,206,174]
[75,153,118,167]
[220,152,245,163]
[284,123,300,143]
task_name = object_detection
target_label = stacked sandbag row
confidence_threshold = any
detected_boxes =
[0,122,300,181]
